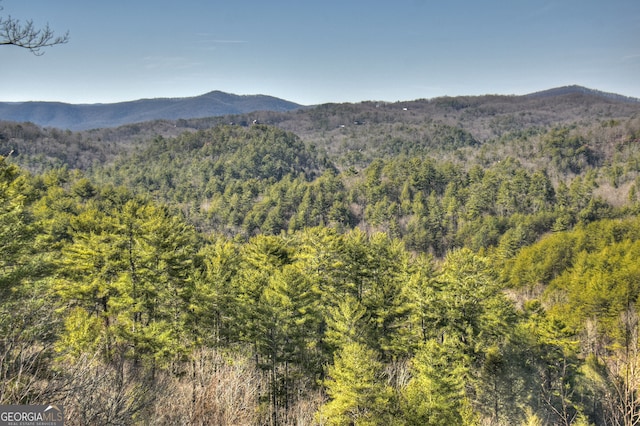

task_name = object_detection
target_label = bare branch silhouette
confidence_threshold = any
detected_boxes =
[0,4,68,55]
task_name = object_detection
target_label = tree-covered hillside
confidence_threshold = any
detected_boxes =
[2,90,640,425]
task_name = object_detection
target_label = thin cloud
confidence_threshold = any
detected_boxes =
[622,53,640,62]
[211,40,248,44]
[192,35,249,52]
[141,56,202,70]
[196,34,248,44]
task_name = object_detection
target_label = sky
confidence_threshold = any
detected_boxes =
[1,0,639,105]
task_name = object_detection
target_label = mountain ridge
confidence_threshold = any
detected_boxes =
[0,91,304,130]
[524,85,640,103]
[0,85,638,131]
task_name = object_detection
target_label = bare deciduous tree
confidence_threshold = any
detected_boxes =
[599,309,640,426]
[0,2,68,55]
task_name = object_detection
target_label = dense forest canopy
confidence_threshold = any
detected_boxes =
[2,90,640,425]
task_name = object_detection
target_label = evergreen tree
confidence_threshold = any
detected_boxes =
[318,342,396,426]
[55,195,197,366]
[0,157,34,297]
[235,234,322,423]
[402,339,471,425]
[193,236,240,346]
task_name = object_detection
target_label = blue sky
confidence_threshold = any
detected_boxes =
[1,0,639,105]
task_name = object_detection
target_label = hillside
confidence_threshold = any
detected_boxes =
[183,85,640,165]
[3,85,639,172]
[3,84,639,240]
[0,90,303,130]
[4,86,640,424]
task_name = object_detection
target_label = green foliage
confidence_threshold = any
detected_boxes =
[543,127,600,174]
[90,125,331,236]
[0,156,33,297]
[5,117,620,256]
[55,193,198,365]
[0,158,61,404]
[505,231,578,288]
[549,238,640,335]
[324,295,370,350]
[402,339,469,425]
[2,103,640,423]
[192,236,240,345]
[436,249,513,349]
[318,342,396,426]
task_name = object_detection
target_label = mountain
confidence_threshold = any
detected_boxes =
[1,85,637,132]
[188,85,640,157]
[3,84,640,177]
[525,85,640,103]
[0,91,303,130]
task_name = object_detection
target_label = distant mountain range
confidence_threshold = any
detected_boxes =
[0,86,637,131]
[525,85,640,103]
[0,91,304,130]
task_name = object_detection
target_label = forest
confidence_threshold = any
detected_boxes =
[2,90,640,425]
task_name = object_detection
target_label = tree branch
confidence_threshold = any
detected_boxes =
[0,13,69,55]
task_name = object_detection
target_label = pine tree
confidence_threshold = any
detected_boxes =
[193,236,240,346]
[405,254,437,346]
[402,339,469,426]
[436,248,501,347]
[55,195,197,366]
[0,157,33,297]
[318,342,396,426]
[324,295,370,350]
[235,234,323,424]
